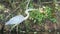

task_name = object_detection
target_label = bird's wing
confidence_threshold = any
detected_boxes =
[5,15,25,25]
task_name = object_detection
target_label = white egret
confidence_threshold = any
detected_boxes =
[5,9,38,30]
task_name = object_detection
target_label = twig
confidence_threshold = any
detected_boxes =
[26,0,30,10]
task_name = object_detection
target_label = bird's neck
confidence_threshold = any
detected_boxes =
[24,12,29,20]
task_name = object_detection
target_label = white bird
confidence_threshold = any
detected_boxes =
[5,9,38,30]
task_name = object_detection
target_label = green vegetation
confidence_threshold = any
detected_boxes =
[30,6,56,24]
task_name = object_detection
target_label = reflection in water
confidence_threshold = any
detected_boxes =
[0,31,60,34]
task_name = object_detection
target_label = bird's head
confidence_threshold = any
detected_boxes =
[25,9,38,13]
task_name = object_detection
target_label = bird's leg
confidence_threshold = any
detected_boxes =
[16,25,18,34]
[10,24,18,31]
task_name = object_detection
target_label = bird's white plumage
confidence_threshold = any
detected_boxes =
[5,15,25,25]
